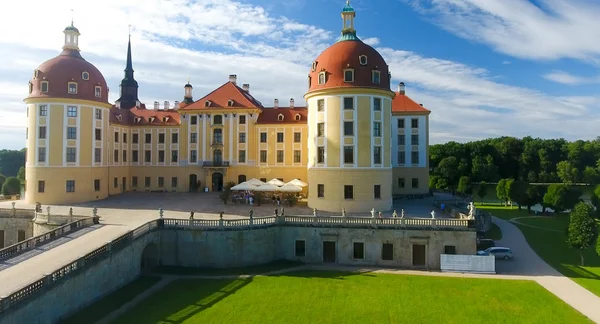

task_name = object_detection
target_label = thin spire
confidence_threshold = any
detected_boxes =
[128,24,132,38]
[70,9,74,26]
[125,30,133,74]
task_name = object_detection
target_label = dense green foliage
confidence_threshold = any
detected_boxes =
[566,203,597,266]
[430,137,600,189]
[0,149,25,177]
[1,177,21,196]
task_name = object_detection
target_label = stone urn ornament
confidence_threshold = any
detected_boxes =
[342,208,347,218]
[370,208,375,218]
[313,208,317,217]
[159,208,164,219]
[11,201,16,209]
[392,210,398,218]
[46,206,51,217]
[92,207,98,217]
[69,207,74,217]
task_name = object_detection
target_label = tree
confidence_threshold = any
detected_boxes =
[16,166,25,182]
[429,175,441,189]
[218,181,236,204]
[557,161,578,184]
[0,174,5,189]
[567,202,597,266]
[592,185,600,211]
[457,176,472,195]
[475,181,488,204]
[1,177,21,196]
[507,180,529,210]
[543,184,581,213]
[496,179,509,206]
[0,149,25,177]
[522,185,542,213]
[583,166,599,185]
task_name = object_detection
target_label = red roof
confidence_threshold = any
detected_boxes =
[256,107,307,124]
[110,105,181,126]
[179,82,263,110]
[392,92,431,114]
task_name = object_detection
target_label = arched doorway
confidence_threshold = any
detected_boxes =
[212,172,224,192]
[140,243,159,272]
[189,174,198,192]
[238,174,247,184]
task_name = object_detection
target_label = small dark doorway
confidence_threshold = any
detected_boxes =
[238,174,247,184]
[17,230,26,242]
[323,241,336,263]
[0,230,4,248]
[212,172,224,192]
[189,174,198,192]
[122,177,126,192]
[412,244,426,266]
[141,243,159,271]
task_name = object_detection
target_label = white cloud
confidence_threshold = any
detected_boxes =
[362,37,380,46]
[0,0,598,150]
[543,70,600,85]
[502,61,511,65]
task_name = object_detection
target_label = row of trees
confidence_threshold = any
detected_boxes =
[0,149,25,178]
[430,137,600,189]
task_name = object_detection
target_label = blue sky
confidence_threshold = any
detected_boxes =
[0,0,598,150]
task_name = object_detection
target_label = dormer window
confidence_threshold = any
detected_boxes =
[205,100,212,107]
[82,72,89,80]
[318,72,326,85]
[33,70,39,79]
[312,61,318,72]
[344,69,354,82]
[134,117,141,123]
[41,81,49,93]
[295,114,301,121]
[95,86,101,98]
[163,117,169,123]
[359,55,368,65]
[68,82,77,94]
[28,82,33,94]
[227,99,235,107]
[372,71,381,84]
[278,114,284,121]
[116,115,122,121]
[149,117,155,123]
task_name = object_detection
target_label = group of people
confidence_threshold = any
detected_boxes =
[231,191,256,205]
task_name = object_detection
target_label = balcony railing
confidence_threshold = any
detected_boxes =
[211,141,223,146]
[202,161,230,167]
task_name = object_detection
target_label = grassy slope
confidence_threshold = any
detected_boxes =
[112,272,590,324]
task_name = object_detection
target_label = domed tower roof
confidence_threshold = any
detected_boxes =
[307,1,391,93]
[26,23,109,104]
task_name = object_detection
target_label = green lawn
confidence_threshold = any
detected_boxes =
[59,275,161,324]
[112,271,590,324]
[155,260,303,276]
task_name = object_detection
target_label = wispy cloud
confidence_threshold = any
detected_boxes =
[543,70,600,85]
[502,60,511,65]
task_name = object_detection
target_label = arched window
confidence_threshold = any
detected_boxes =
[238,175,247,184]
[95,86,102,98]
[318,72,326,85]
[295,114,301,121]
[278,114,284,121]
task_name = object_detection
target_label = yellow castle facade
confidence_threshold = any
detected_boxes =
[23,3,430,212]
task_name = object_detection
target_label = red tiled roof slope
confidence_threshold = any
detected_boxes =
[256,107,308,124]
[392,93,431,114]
[109,105,181,126]
[180,82,263,110]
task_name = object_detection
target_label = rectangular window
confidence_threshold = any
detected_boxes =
[344,121,353,136]
[95,87,101,97]
[317,123,325,137]
[158,133,165,144]
[38,181,45,193]
[122,150,127,162]
[294,132,301,143]
[172,133,178,144]
[68,83,77,94]
[144,150,151,162]
[397,118,405,128]
[94,148,102,163]
[411,118,419,128]
[66,147,76,163]
[239,115,246,124]
[412,178,419,188]
[113,149,119,163]
[145,177,151,187]
[374,185,381,199]
[277,150,284,163]
[158,177,164,187]
[277,132,284,143]
[317,146,325,163]
[411,151,419,165]
[95,109,102,120]
[66,180,75,193]
[39,126,46,139]
[239,133,246,143]
[382,243,394,261]
[373,122,381,137]
[260,132,267,143]
[95,129,102,141]
[295,240,306,257]
[238,150,246,163]
[373,97,381,111]
[191,115,197,125]
[123,133,127,143]
[398,178,405,188]
[191,133,197,143]
[38,147,46,162]
[260,150,267,163]
[114,132,119,143]
[373,146,381,164]
[133,133,139,144]
[39,105,47,116]
[344,185,354,199]
[158,150,165,163]
[132,177,138,187]
[17,230,25,242]
[344,146,353,164]
[190,150,197,163]
[212,129,222,144]
[317,99,325,112]
[372,71,381,84]
[398,151,405,165]
[344,69,354,82]
[145,133,152,144]
[318,72,326,85]
[171,150,178,163]
[411,134,419,146]
[398,134,405,145]
[343,97,354,110]
[41,83,48,93]
[94,179,100,191]
[171,177,178,188]
[293,150,301,163]
[444,246,457,255]
[67,127,77,139]
[113,177,118,188]
[67,106,77,117]
[260,178,267,183]
[317,184,324,198]
[132,150,138,163]
[353,242,364,259]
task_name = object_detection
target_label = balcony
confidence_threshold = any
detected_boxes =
[202,161,230,167]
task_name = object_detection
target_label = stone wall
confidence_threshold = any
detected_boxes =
[0,208,34,248]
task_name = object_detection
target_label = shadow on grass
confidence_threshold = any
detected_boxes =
[154,260,304,276]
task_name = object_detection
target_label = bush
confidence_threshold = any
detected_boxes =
[1,177,21,196]
[284,193,298,207]
[218,181,236,204]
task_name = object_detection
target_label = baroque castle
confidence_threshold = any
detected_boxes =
[23,2,430,212]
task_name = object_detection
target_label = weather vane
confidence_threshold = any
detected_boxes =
[70,9,74,25]
[128,24,132,37]
[188,77,191,84]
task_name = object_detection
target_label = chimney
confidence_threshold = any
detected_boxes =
[289,98,294,108]
[274,99,279,109]
[164,101,170,110]
[229,74,237,85]
[419,103,423,107]
[398,82,406,95]
[242,84,250,93]
[174,101,180,109]
[153,101,159,110]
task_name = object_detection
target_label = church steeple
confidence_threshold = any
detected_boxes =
[116,31,139,109]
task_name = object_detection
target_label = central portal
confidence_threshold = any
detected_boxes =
[212,172,224,192]
[322,241,336,263]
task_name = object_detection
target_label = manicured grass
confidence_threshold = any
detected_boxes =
[156,260,304,276]
[484,223,503,240]
[59,275,161,324]
[476,204,531,220]
[112,271,590,324]
[517,217,569,232]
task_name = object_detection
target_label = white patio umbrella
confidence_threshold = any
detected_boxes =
[287,178,307,187]
[267,178,285,186]
[277,183,302,192]
[230,182,257,191]
[246,178,266,186]
[253,183,280,191]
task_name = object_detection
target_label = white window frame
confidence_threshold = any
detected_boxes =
[318,72,326,85]
[372,70,381,84]
[343,69,354,82]
[82,71,90,80]
[95,86,102,98]
[359,55,368,65]
[67,82,78,94]
[41,81,49,93]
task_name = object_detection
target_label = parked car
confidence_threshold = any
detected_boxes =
[477,247,513,260]
[477,239,495,250]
